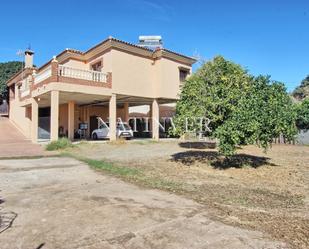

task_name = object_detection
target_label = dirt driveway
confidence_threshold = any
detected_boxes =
[0,157,285,249]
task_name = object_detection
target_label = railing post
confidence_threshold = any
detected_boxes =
[31,69,36,90]
[51,56,59,82]
[107,72,112,87]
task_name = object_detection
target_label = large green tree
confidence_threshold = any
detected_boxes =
[295,98,309,130]
[173,56,297,156]
[0,61,23,101]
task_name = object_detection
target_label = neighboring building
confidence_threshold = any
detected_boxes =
[6,37,196,143]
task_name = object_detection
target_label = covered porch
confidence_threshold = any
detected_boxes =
[28,91,175,143]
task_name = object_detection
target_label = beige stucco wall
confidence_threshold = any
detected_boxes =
[62,59,86,70]
[110,49,155,98]
[62,51,113,76]
[9,98,32,138]
[87,106,127,122]
[110,49,190,99]
[88,106,108,120]
[157,58,191,99]
[33,104,124,137]
[86,51,113,74]
[59,104,68,134]
[58,49,190,100]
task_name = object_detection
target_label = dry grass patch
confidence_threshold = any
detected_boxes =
[67,142,309,249]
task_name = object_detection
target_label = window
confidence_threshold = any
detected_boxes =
[91,61,102,71]
[179,68,190,82]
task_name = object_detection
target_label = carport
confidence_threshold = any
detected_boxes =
[22,90,175,142]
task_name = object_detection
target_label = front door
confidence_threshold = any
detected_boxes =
[38,107,51,139]
[89,115,98,135]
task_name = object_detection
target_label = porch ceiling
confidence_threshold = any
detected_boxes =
[36,92,111,107]
[116,95,177,106]
[34,92,176,108]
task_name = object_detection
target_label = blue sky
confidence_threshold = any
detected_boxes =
[1,0,308,92]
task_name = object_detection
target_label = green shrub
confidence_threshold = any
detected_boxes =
[46,138,74,151]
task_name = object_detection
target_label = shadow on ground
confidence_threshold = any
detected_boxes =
[171,150,276,169]
[179,142,216,149]
[35,243,45,249]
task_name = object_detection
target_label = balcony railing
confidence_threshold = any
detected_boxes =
[58,65,107,83]
[19,78,31,98]
[34,65,52,84]
[20,89,30,98]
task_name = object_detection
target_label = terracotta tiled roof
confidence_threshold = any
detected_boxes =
[65,48,84,54]
[6,67,36,86]
[66,36,196,62]
[161,48,197,61]
[85,36,153,54]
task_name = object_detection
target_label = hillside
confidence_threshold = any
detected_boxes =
[0,61,23,101]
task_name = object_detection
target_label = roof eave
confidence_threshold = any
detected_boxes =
[25,37,196,74]
[7,67,36,87]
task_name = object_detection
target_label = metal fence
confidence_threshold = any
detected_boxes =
[296,130,309,145]
[272,131,309,145]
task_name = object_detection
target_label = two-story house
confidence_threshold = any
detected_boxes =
[6,37,196,143]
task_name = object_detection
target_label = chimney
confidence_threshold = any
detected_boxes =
[24,49,34,68]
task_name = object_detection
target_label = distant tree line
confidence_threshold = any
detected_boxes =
[292,75,309,131]
[0,61,23,103]
[292,75,309,100]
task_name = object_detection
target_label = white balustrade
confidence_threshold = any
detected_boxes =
[58,65,107,82]
[34,66,52,84]
[20,89,30,98]
[19,78,31,98]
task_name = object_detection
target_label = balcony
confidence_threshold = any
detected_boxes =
[20,89,30,98]
[58,65,108,83]
[19,78,31,98]
[34,65,52,84]
[18,61,112,102]
[33,61,111,88]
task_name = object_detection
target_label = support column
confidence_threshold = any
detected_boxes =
[31,98,38,143]
[50,90,59,141]
[85,107,90,138]
[68,101,75,140]
[124,102,129,122]
[109,94,117,141]
[152,99,159,140]
[148,104,152,132]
